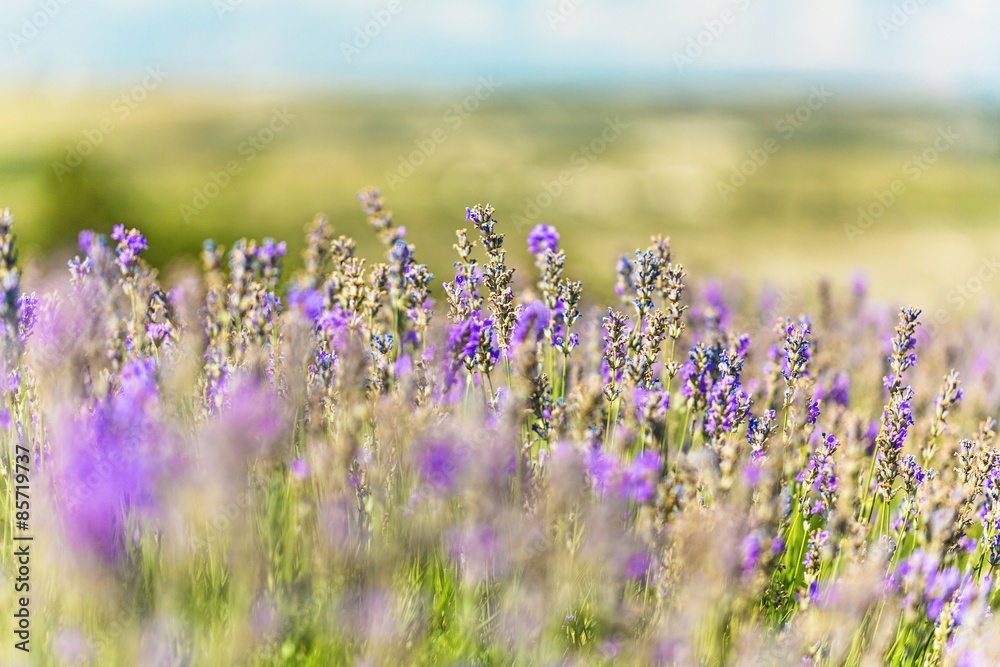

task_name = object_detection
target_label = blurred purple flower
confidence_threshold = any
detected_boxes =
[53,357,175,563]
[585,446,618,497]
[417,438,465,493]
[16,291,37,343]
[827,371,850,407]
[289,459,309,480]
[623,550,651,580]
[527,224,559,257]
[618,450,661,503]
[511,300,550,347]
[288,286,325,322]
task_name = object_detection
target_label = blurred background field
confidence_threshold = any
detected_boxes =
[3,89,998,307]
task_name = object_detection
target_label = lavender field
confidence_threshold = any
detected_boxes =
[1,186,999,665]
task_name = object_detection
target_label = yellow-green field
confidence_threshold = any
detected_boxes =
[2,89,998,306]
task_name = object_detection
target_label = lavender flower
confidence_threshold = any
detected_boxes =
[884,307,921,389]
[602,309,629,399]
[874,385,915,500]
[680,342,718,411]
[826,371,850,407]
[618,450,661,503]
[54,357,173,563]
[797,433,840,517]
[416,438,465,493]
[806,397,821,425]
[527,224,559,259]
[697,280,731,331]
[511,300,550,348]
[110,224,148,275]
[703,368,752,444]
[747,409,777,462]
[800,529,829,608]
[445,311,497,389]
[780,316,811,403]
[614,254,633,301]
[16,291,37,344]
[585,446,619,497]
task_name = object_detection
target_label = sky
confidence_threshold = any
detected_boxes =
[1,0,999,98]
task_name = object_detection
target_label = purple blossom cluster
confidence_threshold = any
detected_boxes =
[2,192,1000,666]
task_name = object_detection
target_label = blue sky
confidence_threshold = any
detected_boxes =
[2,0,998,98]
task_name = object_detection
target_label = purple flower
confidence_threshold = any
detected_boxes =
[703,371,751,441]
[901,454,925,494]
[747,408,777,462]
[614,254,633,298]
[807,397,820,425]
[417,439,465,493]
[585,446,619,496]
[444,311,497,389]
[802,530,829,571]
[527,224,559,257]
[289,459,309,480]
[110,224,148,274]
[741,532,763,578]
[618,451,661,503]
[257,238,287,264]
[679,343,717,408]
[883,307,921,393]
[797,434,839,517]
[882,386,914,451]
[852,270,868,298]
[394,353,413,378]
[781,317,811,384]
[287,286,325,322]
[510,300,550,347]
[623,550,651,580]
[146,322,172,345]
[53,357,174,563]
[699,280,731,329]
[78,230,96,253]
[634,387,670,417]
[827,371,850,407]
[68,256,92,282]
[317,304,350,341]
[807,580,821,605]
[16,291,37,343]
